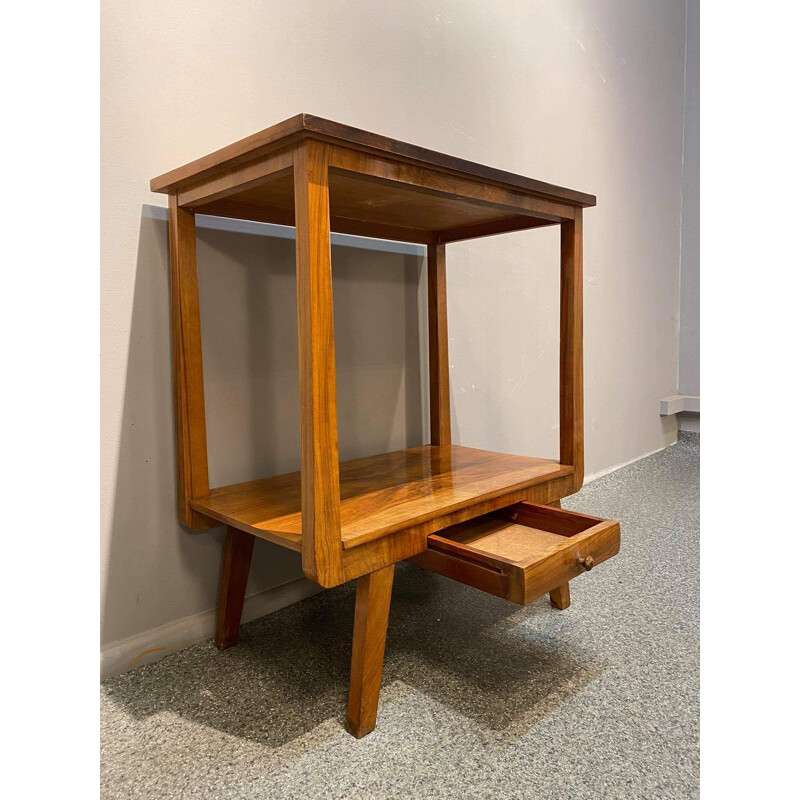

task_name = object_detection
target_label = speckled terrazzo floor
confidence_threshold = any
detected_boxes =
[101,432,699,799]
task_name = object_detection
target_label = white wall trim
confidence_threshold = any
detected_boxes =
[659,394,700,415]
[678,411,700,433]
[582,439,678,485]
[100,577,322,681]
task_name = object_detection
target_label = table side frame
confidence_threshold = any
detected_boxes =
[167,137,585,584]
[165,133,587,739]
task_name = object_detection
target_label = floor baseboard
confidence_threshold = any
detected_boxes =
[100,577,322,681]
[582,439,677,485]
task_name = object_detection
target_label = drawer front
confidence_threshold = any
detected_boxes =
[407,502,620,605]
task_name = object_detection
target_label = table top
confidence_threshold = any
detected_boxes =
[190,445,573,551]
[151,113,596,208]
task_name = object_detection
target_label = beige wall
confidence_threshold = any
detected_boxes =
[101,0,685,651]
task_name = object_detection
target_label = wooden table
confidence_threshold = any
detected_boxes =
[151,114,620,738]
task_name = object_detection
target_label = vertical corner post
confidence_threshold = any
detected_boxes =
[168,194,212,529]
[427,242,451,446]
[294,140,344,587]
[560,208,584,492]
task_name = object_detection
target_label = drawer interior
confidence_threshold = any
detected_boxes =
[409,502,620,605]
[436,504,605,562]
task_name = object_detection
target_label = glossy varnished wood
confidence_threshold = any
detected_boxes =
[223,167,544,234]
[326,146,577,235]
[175,147,295,208]
[168,196,213,530]
[294,141,344,587]
[343,470,575,583]
[427,243,451,446]
[152,116,591,245]
[156,115,600,740]
[170,147,576,244]
[346,565,395,738]
[189,445,574,558]
[409,502,620,605]
[151,113,597,207]
[560,210,584,491]
[215,527,255,650]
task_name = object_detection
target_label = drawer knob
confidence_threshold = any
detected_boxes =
[578,556,594,571]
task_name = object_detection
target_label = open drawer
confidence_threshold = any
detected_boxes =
[407,502,620,605]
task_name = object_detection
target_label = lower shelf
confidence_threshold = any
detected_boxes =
[190,445,574,551]
[407,502,620,604]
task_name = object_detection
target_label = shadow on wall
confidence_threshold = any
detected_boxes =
[101,207,426,647]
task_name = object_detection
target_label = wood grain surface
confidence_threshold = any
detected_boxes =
[190,446,573,551]
[214,527,255,650]
[346,565,395,738]
[151,113,596,207]
[409,502,620,605]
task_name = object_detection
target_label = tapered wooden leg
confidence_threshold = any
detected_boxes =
[346,565,395,738]
[215,527,255,650]
[549,582,571,610]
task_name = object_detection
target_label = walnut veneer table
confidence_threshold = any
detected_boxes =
[151,114,621,738]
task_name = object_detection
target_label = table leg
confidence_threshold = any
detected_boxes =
[549,582,571,610]
[215,527,255,649]
[346,564,395,738]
